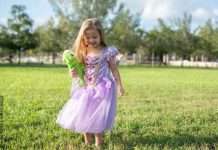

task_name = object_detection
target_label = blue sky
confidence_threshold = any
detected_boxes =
[0,0,54,26]
[1,0,218,30]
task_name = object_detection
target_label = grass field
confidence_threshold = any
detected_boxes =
[1,65,218,150]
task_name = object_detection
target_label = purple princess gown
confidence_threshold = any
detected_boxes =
[56,46,119,133]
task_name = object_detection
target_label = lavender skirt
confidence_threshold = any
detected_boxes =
[56,77,117,133]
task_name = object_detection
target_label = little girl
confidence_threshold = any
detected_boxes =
[56,18,125,147]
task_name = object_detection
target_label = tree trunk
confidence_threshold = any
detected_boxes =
[8,53,13,64]
[7,54,13,64]
[181,54,187,67]
[18,48,21,64]
[151,51,154,67]
[159,53,165,66]
[52,52,56,64]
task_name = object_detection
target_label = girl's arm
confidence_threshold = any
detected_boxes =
[108,56,125,96]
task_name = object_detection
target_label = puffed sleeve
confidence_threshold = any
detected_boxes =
[106,46,119,62]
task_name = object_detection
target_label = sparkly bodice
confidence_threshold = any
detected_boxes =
[84,46,118,85]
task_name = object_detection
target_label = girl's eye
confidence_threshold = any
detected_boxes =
[85,35,97,40]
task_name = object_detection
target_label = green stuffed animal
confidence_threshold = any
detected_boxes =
[63,49,85,85]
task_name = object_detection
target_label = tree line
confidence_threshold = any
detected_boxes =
[0,0,218,64]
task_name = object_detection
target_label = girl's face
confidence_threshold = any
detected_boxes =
[83,28,101,48]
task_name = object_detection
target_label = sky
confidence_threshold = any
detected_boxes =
[1,0,218,30]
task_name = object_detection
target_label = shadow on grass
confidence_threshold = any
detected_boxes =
[110,130,218,149]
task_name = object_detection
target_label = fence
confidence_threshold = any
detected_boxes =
[1,52,218,68]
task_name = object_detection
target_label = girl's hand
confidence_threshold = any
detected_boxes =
[117,84,125,97]
[69,69,78,78]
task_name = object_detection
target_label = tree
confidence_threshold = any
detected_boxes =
[211,27,218,58]
[55,15,78,49]
[173,13,195,61]
[197,19,216,60]
[144,19,176,65]
[35,19,64,64]
[106,4,144,53]
[7,5,38,64]
[47,0,145,54]
[48,0,117,25]
[0,25,15,63]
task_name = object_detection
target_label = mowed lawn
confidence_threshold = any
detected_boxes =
[0,65,218,150]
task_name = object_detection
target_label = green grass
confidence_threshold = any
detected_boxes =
[0,65,218,150]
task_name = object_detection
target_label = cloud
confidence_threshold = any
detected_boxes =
[120,0,145,14]
[142,0,172,20]
[141,0,218,20]
[141,0,192,20]
[192,8,213,20]
[191,7,218,23]
[138,0,218,30]
[0,18,7,25]
[213,9,218,16]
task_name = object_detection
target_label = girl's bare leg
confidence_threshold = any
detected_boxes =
[83,133,94,144]
[94,133,104,146]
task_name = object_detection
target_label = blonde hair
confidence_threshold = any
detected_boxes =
[72,18,107,64]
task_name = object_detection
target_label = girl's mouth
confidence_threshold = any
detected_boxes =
[88,43,97,47]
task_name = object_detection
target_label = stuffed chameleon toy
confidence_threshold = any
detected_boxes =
[63,49,85,85]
